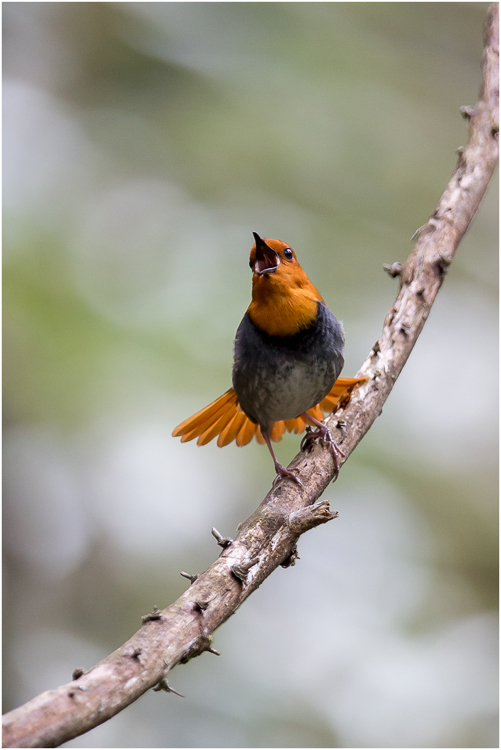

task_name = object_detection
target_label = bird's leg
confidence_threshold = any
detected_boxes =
[300,413,345,479]
[262,430,304,488]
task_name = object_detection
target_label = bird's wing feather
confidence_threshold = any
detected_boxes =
[172,377,367,447]
[172,389,237,442]
[197,403,239,446]
[217,408,247,447]
[319,376,367,412]
[270,421,286,442]
[236,417,257,447]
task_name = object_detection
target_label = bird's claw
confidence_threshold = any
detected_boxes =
[300,426,316,453]
[300,425,345,479]
[273,463,304,488]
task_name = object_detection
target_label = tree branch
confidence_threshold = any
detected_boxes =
[3,5,498,748]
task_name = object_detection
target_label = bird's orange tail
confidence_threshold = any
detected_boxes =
[172,376,367,448]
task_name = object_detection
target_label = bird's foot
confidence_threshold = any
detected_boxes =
[300,424,345,479]
[272,462,304,488]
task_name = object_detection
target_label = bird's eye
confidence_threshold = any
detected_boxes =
[283,248,293,260]
[249,259,253,268]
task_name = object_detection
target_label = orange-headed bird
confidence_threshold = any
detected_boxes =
[173,233,366,485]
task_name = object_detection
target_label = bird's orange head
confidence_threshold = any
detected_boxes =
[247,232,323,337]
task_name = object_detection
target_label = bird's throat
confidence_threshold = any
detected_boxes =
[248,279,321,337]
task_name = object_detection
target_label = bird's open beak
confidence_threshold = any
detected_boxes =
[252,232,280,275]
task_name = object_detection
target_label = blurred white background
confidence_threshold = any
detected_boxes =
[3,3,498,748]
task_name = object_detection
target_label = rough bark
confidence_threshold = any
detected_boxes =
[3,5,498,748]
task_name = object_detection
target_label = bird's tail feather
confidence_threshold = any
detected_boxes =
[172,377,367,448]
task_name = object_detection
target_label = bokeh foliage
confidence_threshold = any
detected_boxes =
[3,3,498,748]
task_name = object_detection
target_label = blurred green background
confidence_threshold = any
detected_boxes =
[3,3,498,748]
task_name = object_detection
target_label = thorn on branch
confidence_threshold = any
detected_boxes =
[179,634,214,665]
[281,543,300,568]
[231,556,259,582]
[410,224,426,241]
[416,287,426,302]
[288,501,338,534]
[455,146,466,165]
[72,668,84,680]
[141,606,163,624]
[383,262,402,278]
[193,598,210,612]
[435,255,451,278]
[211,527,233,548]
[153,679,184,698]
[125,647,142,660]
[207,646,220,656]
[180,571,198,584]
[460,105,476,119]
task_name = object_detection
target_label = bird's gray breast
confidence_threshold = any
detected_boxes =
[232,302,344,429]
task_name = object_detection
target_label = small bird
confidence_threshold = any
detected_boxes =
[173,233,365,485]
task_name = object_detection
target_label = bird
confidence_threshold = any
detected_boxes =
[173,232,366,485]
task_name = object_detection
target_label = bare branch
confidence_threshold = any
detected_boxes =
[2,5,498,748]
